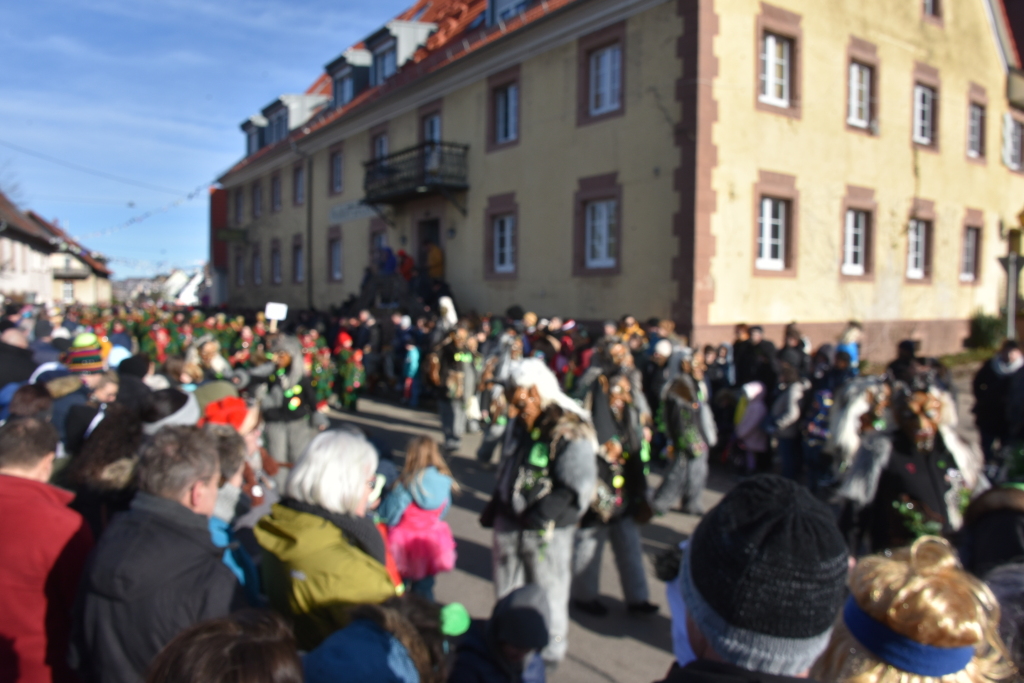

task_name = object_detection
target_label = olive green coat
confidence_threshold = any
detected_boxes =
[254,504,397,650]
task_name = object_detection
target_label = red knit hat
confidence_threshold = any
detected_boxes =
[201,397,259,434]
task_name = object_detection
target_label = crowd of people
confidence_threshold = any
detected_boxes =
[0,299,1023,683]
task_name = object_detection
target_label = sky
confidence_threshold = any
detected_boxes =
[0,0,410,279]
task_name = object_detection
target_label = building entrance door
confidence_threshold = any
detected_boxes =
[417,218,442,278]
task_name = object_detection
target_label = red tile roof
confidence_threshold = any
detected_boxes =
[26,211,112,277]
[221,0,582,180]
[0,190,56,247]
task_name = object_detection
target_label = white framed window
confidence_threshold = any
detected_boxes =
[333,74,354,107]
[913,85,936,145]
[423,114,441,143]
[585,199,618,269]
[252,183,263,218]
[330,152,343,193]
[373,133,389,160]
[1004,114,1024,171]
[847,62,871,128]
[293,243,304,283]
[234,189,244,225]
[756,197,787,271]
[235,250,245,287]
[372,44,397,85]
[252,250,262,285]
[271,176,281,212]
[493,214,516,274]
[968,103,985,158]
[759,33,791,108]
[271,246,282,284]
[589,43,622,116]
[961,226,980,282]
[293,166,305,205]
[329,237,343,281]
[495,83,518,144]
[842,209,868,276]
[247,128,260,155]
[62,281,74,304]
[907,219,929,280]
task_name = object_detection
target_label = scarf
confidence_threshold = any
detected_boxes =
[282,498,387,566]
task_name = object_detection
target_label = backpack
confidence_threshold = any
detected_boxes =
[388,504,456,581]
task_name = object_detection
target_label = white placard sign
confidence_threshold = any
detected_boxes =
[265,302,289,321]
[328,200,378,225]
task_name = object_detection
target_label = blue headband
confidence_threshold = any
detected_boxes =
[843,596,975,677]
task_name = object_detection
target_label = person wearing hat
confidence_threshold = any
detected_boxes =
[50,333,107,445]
[659,475,848,683]
[449,584,550,683]
[29,317,61,365]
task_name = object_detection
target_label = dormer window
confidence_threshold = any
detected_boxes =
[333,74,354,108]
[247,128,261,155]
[372,42,397,86]
[492,0,528,22]
[268,110,288,144]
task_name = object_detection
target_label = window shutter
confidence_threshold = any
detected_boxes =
[1004,112,1018,169]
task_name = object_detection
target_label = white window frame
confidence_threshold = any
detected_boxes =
[329,237,343,281]
[495,83,519,144]
[493,214,516,274]
[330,152,343,193]
[913,84,936,146]
[847,62,871,128]
[373,133,389,160]
[334,74,354,108]
[271,246,282,284]
[271,175,281,212]
[961,226,980,282]
[62,281,74,304]
[842,209,868,276]
[756,197,787,271]
[923,0,939,17]
[589,43,622,116]
[967,103,985,158]
[1005,115,1024,171]
[907,219,928,280]
[252,250,262,285]
[372,43,397,86]
[759,33,791,108]
[584,199,618,269]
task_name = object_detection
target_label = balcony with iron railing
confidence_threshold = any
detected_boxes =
[363,142,469,207]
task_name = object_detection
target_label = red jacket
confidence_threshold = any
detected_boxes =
[0,474,94,683]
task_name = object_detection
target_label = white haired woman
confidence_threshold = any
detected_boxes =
[482,358,598,669]
[254,429,397,650]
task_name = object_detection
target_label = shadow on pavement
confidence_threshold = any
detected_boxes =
[454,535,493,582]
[570,601,675,655]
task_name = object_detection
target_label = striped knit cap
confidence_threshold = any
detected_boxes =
[66,333,104,374]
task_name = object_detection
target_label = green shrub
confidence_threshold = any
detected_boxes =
[965,310,1004,349]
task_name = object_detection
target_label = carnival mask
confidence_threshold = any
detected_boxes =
[896,390,942,452]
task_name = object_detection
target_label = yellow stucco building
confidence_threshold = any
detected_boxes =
[216,0,1024,357]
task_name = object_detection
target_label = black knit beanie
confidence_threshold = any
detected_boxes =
[680,474,848,675]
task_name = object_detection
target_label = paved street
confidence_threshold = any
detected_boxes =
[327,369,980,683]
[328,398,732,683]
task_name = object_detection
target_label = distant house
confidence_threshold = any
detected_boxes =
[27,212,112,305]
[0,190,54,305]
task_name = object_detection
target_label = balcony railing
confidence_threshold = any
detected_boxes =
[363,142,469,205]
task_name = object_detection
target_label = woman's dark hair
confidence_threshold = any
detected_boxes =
[67,402,144,491]
[351,595,449,683]
[145,610,301,683]
[8,384,53,420]
[141,389,189,424]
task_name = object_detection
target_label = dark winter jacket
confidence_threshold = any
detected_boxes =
[0,340,37,391]
[70,492,244,683]
[655,660,821,683]
[449,622,546,683]
[960,485,1024,577]
[973,357,1022,436]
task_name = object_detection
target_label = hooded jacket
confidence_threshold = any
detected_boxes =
[378,466,453,527]
[0,340,38,391]
[0,475,94,683]
[253,503,397,650]
[70,492,243,683]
